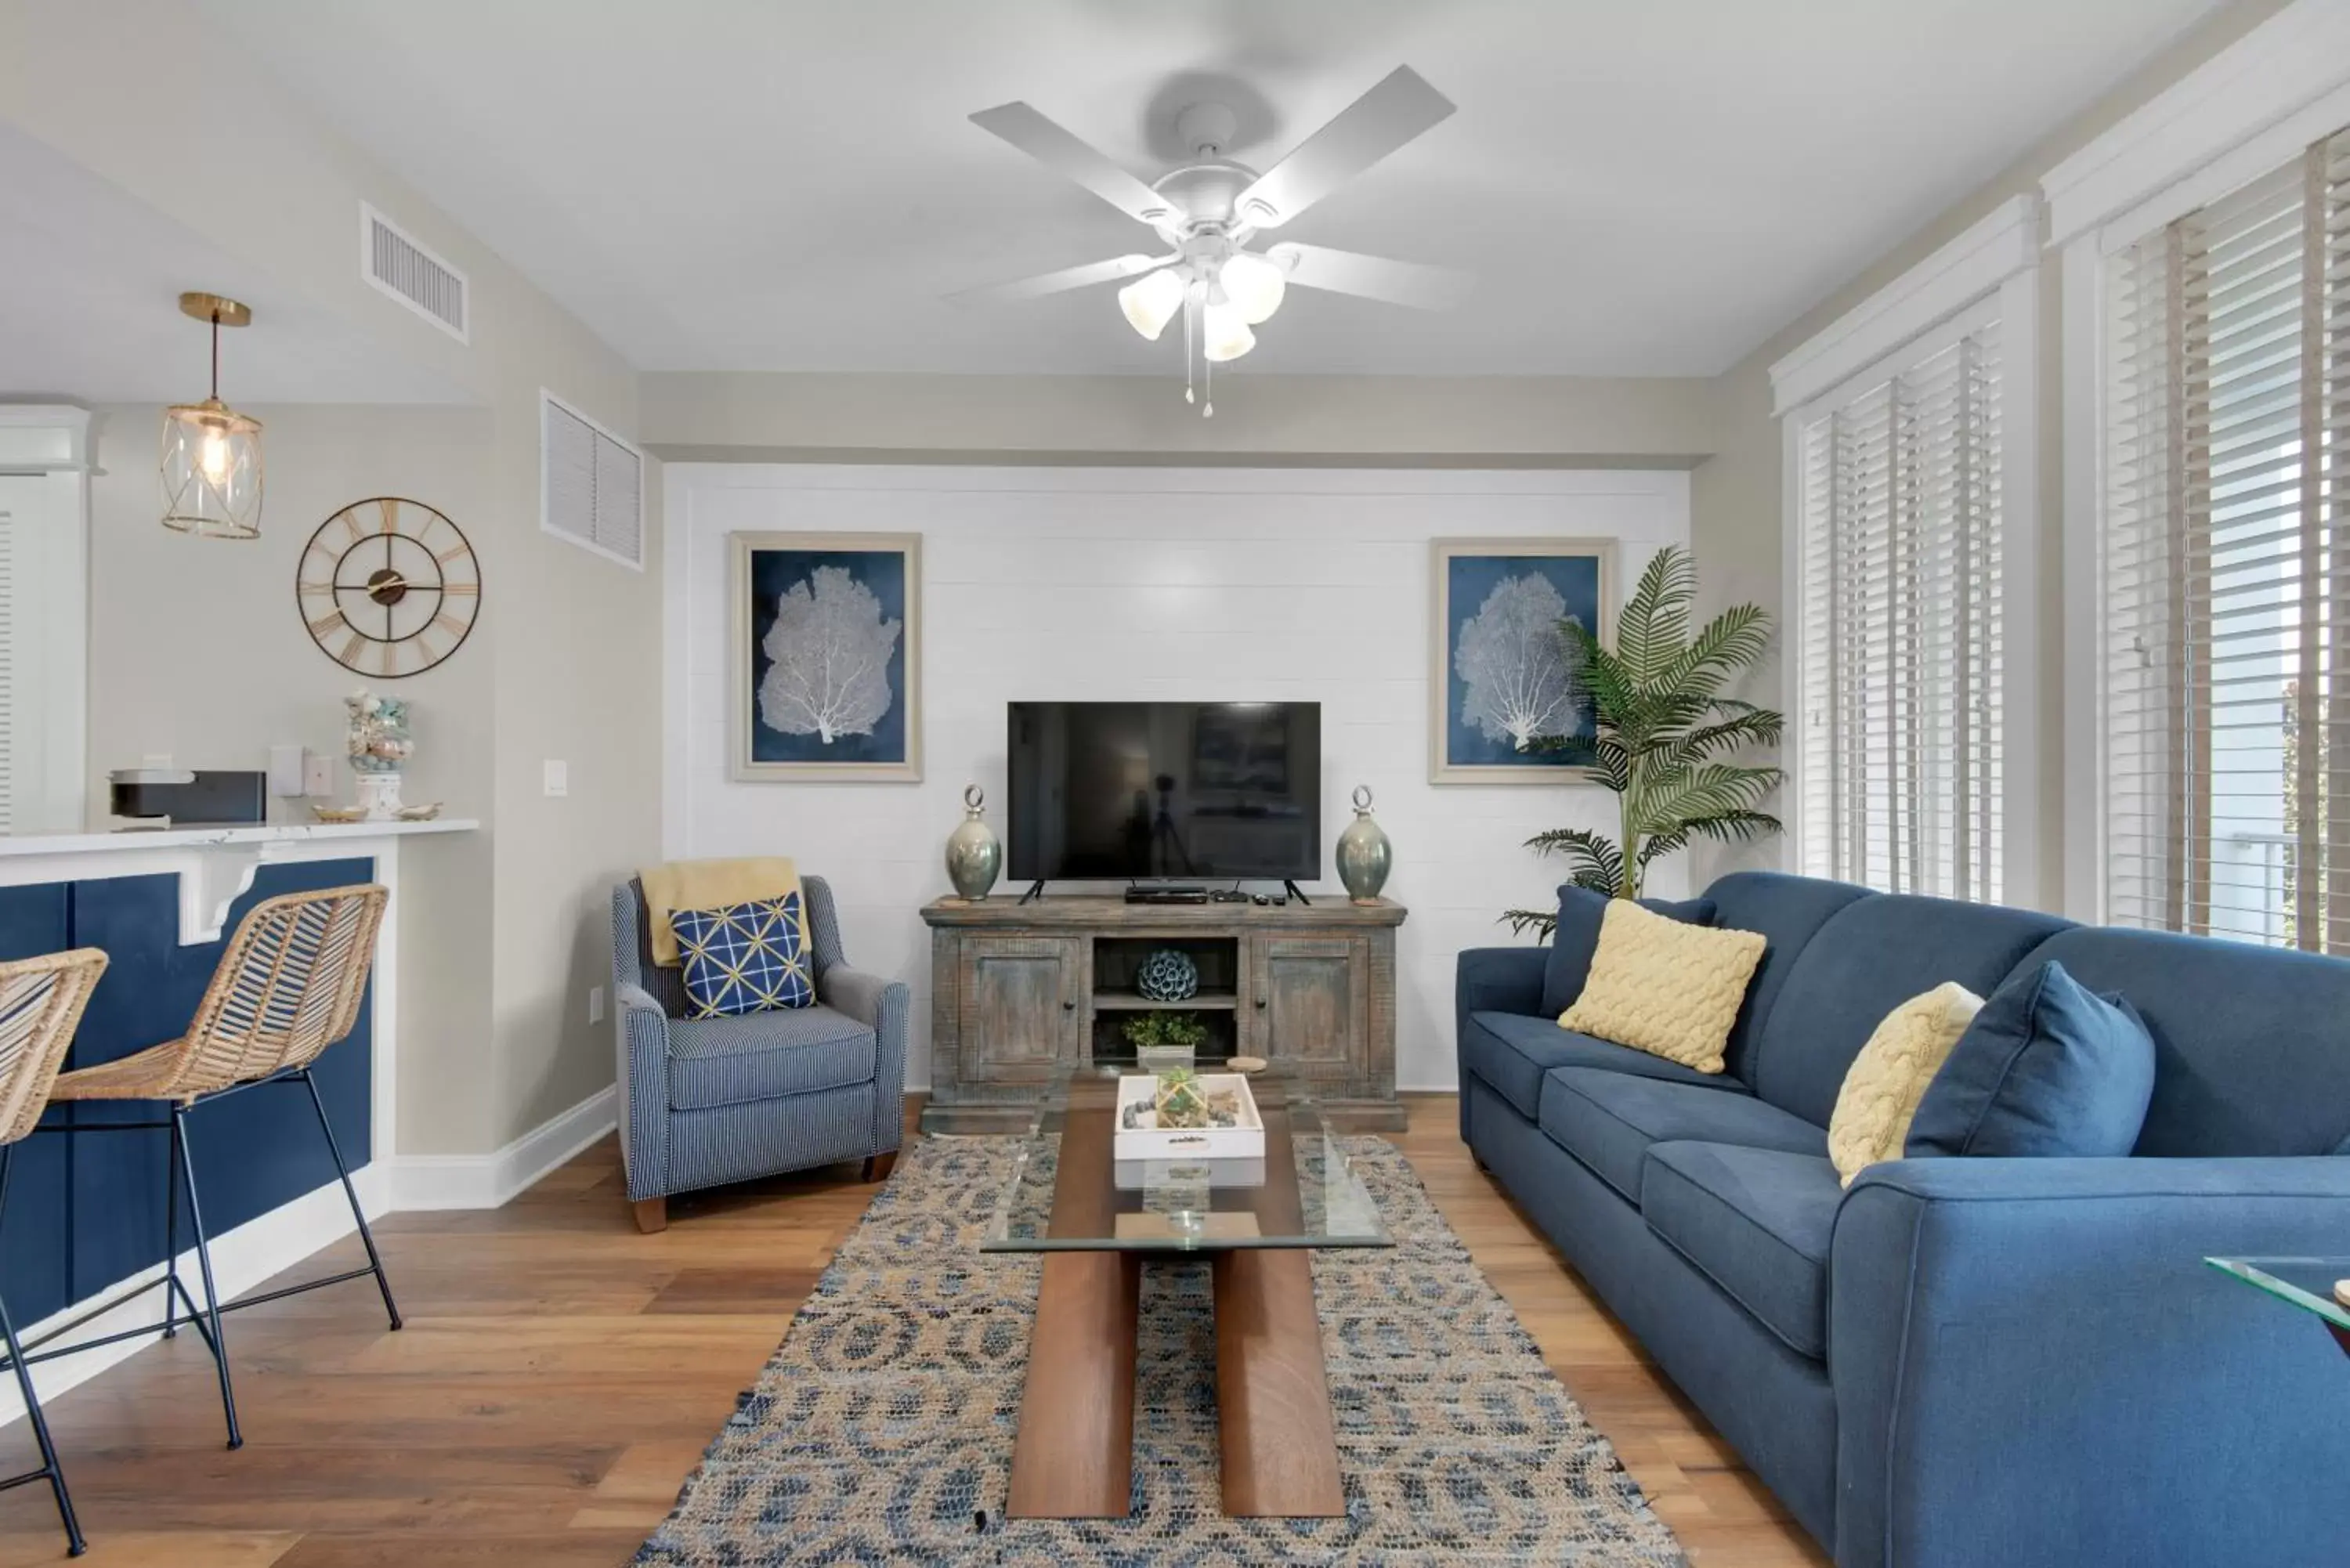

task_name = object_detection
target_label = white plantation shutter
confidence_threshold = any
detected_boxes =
[1795,318,2005,900]
[2102,128,2350,950]
[0,497,14,833]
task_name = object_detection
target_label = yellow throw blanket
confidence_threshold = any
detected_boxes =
[639,857,802,966]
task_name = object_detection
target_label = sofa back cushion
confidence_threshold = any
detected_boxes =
[1701,873,1875,1082]
[1748,894,2073,1127]
[2016,927,2350,1157]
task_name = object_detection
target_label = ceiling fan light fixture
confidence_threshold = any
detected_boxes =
[1202,299,1256,363]
[1218,251,1285,325]
[1116,267,1186,341]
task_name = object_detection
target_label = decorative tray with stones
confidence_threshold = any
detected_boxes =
[1112,1069,1265,1162]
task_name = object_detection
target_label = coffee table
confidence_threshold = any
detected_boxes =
[982,1061,1390,1519]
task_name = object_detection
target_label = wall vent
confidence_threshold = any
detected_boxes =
[361,202,468,343]
[541,391,644,569]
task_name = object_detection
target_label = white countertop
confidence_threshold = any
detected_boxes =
[0,818,479,859]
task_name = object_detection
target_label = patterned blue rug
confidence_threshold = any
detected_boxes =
[634,1136,1684,1566]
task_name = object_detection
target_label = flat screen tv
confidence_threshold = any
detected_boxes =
[1006,702,1321,883]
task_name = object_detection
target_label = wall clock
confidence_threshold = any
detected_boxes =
[296,497,481,677]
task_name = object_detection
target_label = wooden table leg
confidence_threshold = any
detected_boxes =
[1008,1251,1141,1517]
[1213,1248,1345,1517]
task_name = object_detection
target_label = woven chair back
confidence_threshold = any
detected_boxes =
[0,948,109,1146]
[162,883,389,1098]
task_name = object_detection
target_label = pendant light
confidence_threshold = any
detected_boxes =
[160,291,263,539]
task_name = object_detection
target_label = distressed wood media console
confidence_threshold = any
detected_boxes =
[918,894,1407,1134]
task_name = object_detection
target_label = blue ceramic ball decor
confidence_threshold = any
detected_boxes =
[1134,948,1199,1003]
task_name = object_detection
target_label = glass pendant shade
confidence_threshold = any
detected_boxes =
[161,398,264,538]
[1218,251,1286,324]
[1202,299,1256,362]
[1117,266,1187,340]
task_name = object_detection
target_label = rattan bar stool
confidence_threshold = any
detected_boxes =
[0,947,108,1556]
[30,883,398,1454]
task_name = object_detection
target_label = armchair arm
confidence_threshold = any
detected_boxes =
[1830,1156,2350,1568]
[1455,947,1548,1142]
[820,965,909,1156]
[613,984,671,1202]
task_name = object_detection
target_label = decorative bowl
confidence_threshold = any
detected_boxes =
[310,804,367,824]
[396,803,443,822]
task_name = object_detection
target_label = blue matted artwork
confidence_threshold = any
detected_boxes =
[733,532,922,779]
[1433,540,1613,780]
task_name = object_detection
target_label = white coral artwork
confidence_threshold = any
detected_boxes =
[1455,573,1584,750]
[757,565,902,744]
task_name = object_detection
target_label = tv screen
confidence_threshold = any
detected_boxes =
[1007,702,1321,883]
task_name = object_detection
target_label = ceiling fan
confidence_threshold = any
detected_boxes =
[950,66,1471,414]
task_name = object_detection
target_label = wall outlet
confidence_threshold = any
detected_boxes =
[543,759,569,797]
[302,753,335,797]
[587,985,606,1025]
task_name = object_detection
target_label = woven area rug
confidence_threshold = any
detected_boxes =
[635,1136,1685,1566]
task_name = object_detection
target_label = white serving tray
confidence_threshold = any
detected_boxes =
[1112,1072,1266,1162]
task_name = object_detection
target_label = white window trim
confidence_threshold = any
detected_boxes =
[539,388,646,572]
[1776,208,2043,905]
[2050,0,2350,922]
[0,405,92,835]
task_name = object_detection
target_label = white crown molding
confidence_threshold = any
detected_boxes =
[1768,194,2039,417]
[389,1084,617,1211]
[2041,0,2350,247]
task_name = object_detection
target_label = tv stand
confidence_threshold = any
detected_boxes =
[1016,880,1047,905]
[919,893,1407,1135]
[1283,880,1313,907]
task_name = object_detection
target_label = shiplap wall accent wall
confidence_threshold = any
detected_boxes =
[663,465,1690,1090]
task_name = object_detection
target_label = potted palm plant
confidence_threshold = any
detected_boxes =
[1504,546,1784,938]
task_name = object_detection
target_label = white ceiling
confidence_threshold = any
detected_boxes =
[0,125,467,406]
[202,0,2222,378]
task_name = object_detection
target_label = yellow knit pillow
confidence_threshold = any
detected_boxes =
[1560,899,1767,1075]
[1827,982,1984,1187]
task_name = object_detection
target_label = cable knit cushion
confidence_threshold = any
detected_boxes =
[1559,899,1767,1075]
[1826,981,1984,1187]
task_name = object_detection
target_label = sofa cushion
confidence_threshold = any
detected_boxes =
[1561,902,1767,1075]
[1700,873,1875,1082]
[1642,1142,1842,1361]
[1746,893,2073,1128]
[1537,1067,1828,1203]
[667,1005,877,1111]
[2016,926,2350,1158]
[1906,960,2155,1160]
[1539,887,1717,1018]
[1463,1011,1749,1119]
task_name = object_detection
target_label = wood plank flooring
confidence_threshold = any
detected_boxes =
[0,1096,1824,1566]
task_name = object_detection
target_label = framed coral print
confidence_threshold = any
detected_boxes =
[731,532,922,782]
[1430,537,1614,783]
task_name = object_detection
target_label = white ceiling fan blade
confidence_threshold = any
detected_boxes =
[968,103,1179,228]
[946,253,1175,306]
[1267,243,1471,310]
[1235,67,1455,229]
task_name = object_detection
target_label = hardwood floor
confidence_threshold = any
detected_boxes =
[0,1096,1824,1566]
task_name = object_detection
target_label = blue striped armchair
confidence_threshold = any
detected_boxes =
[610,874,908,1231]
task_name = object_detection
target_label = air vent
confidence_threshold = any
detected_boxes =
[361,203,468,343]
[540,391,644,569]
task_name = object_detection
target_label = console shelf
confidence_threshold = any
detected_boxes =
[919,893,1406,1135]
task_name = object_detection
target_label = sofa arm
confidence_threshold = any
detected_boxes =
[613,984,671,1202]
[1455,947,1547,1142]
[820,965,909,1156]
[1830,1156,2350,1568]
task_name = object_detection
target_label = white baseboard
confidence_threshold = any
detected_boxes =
[386,1085,618,1211]
[0,1162,392,1429]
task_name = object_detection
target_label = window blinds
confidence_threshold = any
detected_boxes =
[1796,320,2005,900]
[2102,128,2350,950]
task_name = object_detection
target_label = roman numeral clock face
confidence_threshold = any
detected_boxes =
[297,497,481,677]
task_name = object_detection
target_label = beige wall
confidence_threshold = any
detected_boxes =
[5,0,664,1155]
[1685,0,2294,897]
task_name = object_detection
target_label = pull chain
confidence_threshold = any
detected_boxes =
[1184,292,1195,406]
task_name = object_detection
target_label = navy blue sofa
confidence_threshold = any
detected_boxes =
[1456,872,2350,1567]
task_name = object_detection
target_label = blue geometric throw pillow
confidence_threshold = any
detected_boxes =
[671,894,815,1018]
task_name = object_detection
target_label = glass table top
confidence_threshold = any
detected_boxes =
[981,1060,1392,1254]
[2206,1256,2350,1335]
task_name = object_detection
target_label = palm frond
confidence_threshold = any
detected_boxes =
[1658,603,1772,697]
[1614,549,1697,685]
[1523,827,1625,894]
[1500,908,1558,941]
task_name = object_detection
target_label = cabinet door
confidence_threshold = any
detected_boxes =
[1252,936,1365,1079]
[958,935,1083,1085]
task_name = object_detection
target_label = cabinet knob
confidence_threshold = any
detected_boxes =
[1255,996,1267,1009]
[1063,999,1075,1010]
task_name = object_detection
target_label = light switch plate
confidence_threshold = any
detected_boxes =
[302,754,335,797]
[543,760,569,797]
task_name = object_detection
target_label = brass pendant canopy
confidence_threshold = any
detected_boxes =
[161,293,263,539]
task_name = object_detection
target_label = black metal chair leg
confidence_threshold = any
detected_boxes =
[298,1070,400,1331]
[171,1107,241,1451]
[161,1118,180,1341]
[0,1149,86,1556]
